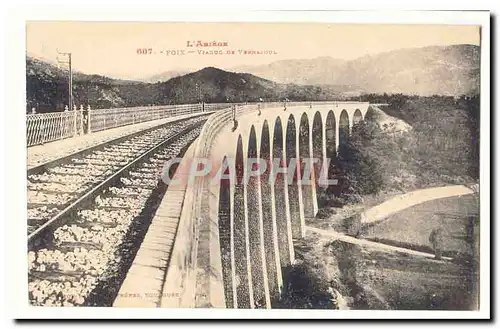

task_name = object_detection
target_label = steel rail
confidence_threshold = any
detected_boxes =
[28,120,206,250]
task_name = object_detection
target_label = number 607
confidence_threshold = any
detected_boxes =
[137,48,152,54]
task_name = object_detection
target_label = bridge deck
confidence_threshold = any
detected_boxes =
[112,141,196,307]
[27,112,211,170]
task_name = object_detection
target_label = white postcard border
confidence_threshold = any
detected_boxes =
[5,8,491,320]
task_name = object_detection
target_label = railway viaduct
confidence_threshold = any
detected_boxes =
[161,102,370,309]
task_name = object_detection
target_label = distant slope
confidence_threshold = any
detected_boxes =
[142,70,191,83]
[232,45,480,96]
[341,45,480,96]
[232,57,348,85]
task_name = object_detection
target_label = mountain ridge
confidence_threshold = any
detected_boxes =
[26,44,480,112]
[229,44,480,96]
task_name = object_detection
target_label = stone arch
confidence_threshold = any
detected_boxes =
[218,156,234,308]
[260,120,282,302]
[339,110,350,151]
[353,109,363,125]
[311,111,323,190]
[285,114,302,239]
[324,110,339,196]
[352,109,363,135]
[298,113,314,217]
[325,111,337,155]
[246,125,268,308]
[233,134,252,308]
[272,117,292,269]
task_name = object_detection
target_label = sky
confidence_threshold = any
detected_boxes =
[26,22,480,80]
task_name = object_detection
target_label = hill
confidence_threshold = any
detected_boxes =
[231,45,480,96]
[159,66,281,103]
[158,67,351,103]
[26,57,154,111]
[318,95,479,208]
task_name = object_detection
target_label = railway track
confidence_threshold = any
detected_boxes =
[27,115,207,238]
[27,117,207,306]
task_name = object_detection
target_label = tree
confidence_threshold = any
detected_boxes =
[336,121,384,198]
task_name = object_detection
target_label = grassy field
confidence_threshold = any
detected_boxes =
[336,243,479,310]
[289,232,479,310]
[297,193,480,310]
[341,193,480,310]
[361,194,479,259]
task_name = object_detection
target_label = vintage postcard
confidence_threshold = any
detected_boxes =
[9,10,490,319]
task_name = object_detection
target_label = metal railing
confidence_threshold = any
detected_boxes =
[204,103,232,112]
[89,104,202,133]
[26,103,235,147]
[26,111,77,146]
[26,101,356,147]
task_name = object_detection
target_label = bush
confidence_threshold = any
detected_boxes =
[274,236,347,309]
[277,261,336,309]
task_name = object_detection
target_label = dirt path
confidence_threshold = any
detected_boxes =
[360,184,478,225]
[305,226,452,260]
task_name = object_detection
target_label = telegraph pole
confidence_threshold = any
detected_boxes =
[69,53,72,109]
[57,50,73,109]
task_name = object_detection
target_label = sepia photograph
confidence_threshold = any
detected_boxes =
[7,9,490,320]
